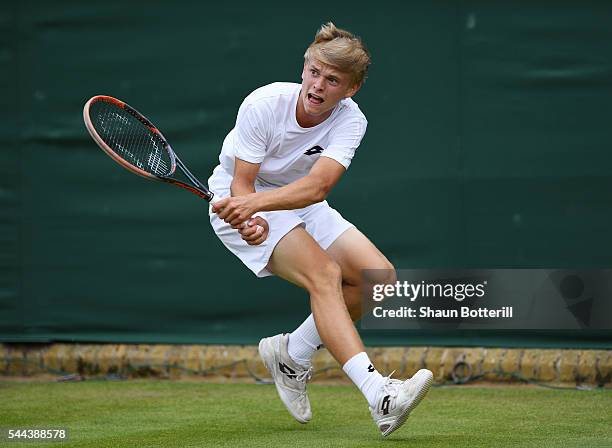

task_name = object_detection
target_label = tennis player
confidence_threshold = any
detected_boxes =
[209,22,432,437]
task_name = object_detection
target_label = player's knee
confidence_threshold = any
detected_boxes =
[307,259,342,295]
[342,258,397,286]
[369,257,396,283]
[381,260,397,285]
[318,259,342,285]
[359,258,396,289]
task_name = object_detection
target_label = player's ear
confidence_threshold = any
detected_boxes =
[344,81,362,99]
[301,61,308,81]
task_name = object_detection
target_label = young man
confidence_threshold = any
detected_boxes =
[209,22,432,437]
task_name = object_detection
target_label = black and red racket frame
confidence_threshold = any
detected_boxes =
[83,95,214,202]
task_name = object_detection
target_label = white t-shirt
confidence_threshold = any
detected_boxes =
[209,82,367,192]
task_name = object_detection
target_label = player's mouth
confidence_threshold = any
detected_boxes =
[307,93,324,105]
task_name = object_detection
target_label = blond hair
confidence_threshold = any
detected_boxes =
[304,22,371,86]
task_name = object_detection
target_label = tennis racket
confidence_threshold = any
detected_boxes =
[83,95,216,202]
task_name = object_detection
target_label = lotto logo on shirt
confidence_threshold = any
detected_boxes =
[304,145,324,156]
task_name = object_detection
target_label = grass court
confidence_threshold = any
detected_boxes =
[1,380,611,447]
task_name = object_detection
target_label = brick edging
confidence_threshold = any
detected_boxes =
[1,344,610,386]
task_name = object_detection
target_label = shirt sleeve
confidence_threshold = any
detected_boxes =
[233,102,271,164]
[321,115,368,169]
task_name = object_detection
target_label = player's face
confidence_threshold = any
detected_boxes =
[297,60,360,127]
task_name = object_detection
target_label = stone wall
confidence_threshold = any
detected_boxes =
[2,344,610,387]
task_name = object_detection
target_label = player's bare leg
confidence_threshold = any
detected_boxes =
[267,226,364,364]
[327,227,397,321]
[282,228,395,371]
[280,227,396,371]
[263,226,432,437]
[258,225,363,423]
[327,228,432,436]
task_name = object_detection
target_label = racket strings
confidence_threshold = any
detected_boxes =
[90,101,173,177]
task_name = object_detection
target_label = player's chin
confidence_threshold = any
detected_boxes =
[305,104,327,116]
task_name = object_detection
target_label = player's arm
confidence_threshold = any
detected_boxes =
[230,158,260,197]
[220,158,269,245]
[254,157,345,211]
[213,156,345,227]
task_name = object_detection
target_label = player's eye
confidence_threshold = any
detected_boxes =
[310,69,319,76]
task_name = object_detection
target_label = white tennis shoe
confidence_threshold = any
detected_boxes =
[258,333,313,423]
[370,369,433,437]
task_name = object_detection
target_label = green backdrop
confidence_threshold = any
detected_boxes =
[1,1,611,347]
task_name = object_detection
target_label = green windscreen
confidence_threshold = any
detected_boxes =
[1,1,611,348]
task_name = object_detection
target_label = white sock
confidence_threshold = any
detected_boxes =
[342,352,385,408]
[287,314,323,368]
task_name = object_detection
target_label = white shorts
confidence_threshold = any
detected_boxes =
[208,191,354,278]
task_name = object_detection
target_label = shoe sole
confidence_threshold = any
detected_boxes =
[258,337,310,424]
[382,370,433,437]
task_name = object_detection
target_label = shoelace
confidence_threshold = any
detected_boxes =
[286,366,313,398]
[381,370,403,399]
[295,366,313,383]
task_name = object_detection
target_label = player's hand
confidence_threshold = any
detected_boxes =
[238,216,269,246]
[212,194,258,227]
